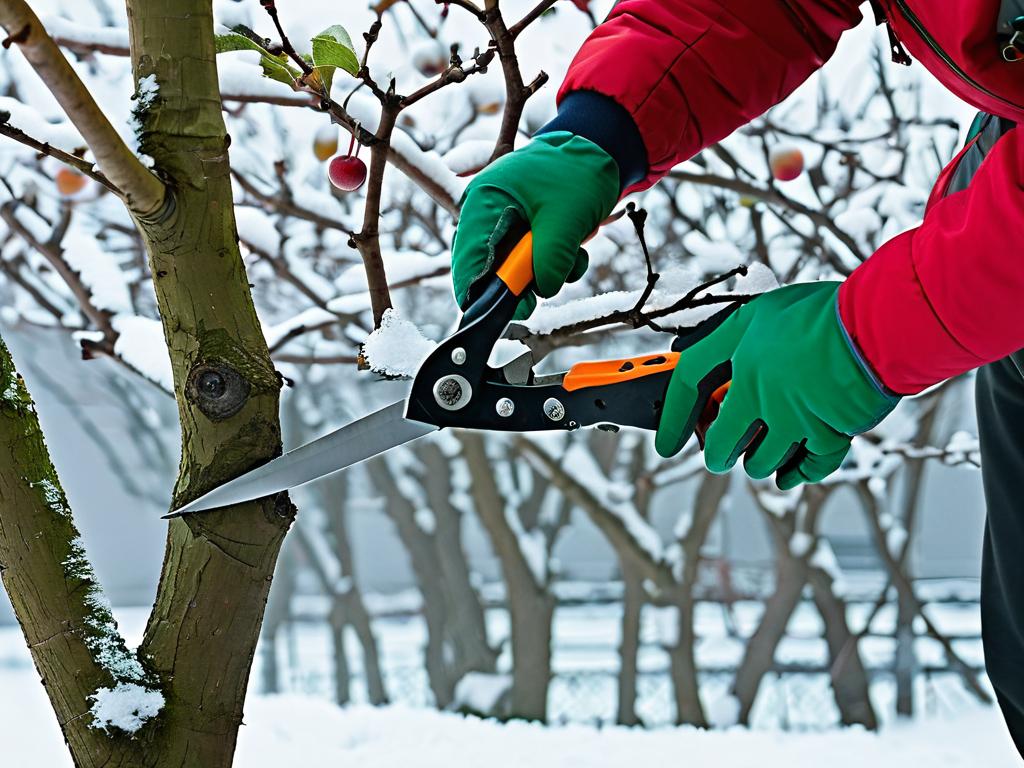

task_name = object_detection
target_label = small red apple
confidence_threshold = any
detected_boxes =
[328,131,367,192]
[769,146,804,182]
[329,155,367,192]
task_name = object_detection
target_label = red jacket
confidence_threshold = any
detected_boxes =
[557,0,1024,395]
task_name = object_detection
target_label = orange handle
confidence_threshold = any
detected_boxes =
[695,381,731,447]
[563,352,680,392]
[563,349,732,444]
[494,232,534,297]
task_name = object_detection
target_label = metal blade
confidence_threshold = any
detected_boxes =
[166,400,437,517]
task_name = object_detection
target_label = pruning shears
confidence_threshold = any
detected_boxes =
[168,231,731,517]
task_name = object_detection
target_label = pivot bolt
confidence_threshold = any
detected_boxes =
[433,374,472,411]
[496,397,515,417]
[543,397,566,422]
[451,347,467,365]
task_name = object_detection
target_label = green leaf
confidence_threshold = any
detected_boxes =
[311,24,359,80]
[214,26,300,88]
[260,53,301,86]
[215,24,274,55]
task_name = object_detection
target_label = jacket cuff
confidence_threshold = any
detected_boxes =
[837,231,985,396]
[833,297,902,405]
[536,90,649,193]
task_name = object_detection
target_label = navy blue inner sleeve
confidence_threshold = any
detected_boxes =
[537,90,649,192]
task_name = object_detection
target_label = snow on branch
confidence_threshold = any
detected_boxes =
[0,1,165,217]
[511,262,776,360]
[361,308,437,377]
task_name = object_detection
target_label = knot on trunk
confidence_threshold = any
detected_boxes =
[186,361,251,420]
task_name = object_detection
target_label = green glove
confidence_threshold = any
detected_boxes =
[451,131,620,319]
[655,282,900,489]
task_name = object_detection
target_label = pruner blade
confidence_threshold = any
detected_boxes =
[166,400,437,518]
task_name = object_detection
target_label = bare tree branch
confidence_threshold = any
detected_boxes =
[0,0,166,217]
[0,116,118,193]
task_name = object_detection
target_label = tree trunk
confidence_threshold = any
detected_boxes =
[732,491,825,726]
[124,1,293,762]
[460,432,554,721]
[328,602,352,706]
[667,599,706,727]
[617,568,643,726]
[891,396,940,717]
[669,473,730,728]
[732,544,806,725]
[1,0,293,764]
[344,589,388,705]
[614,435,644,726]
[0,339,144,766]
[894,593,916,716]
[418,443,498,680]
[260,542,298,695]
[319,473,388,705]
[367,455,456,706]
[807,567,877,729]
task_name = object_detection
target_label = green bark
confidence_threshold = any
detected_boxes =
[5,1,294,765]
[0,337,154,766]
[90,0,291,764]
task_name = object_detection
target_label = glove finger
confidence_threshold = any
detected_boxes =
[776,443,850,490]
[743,427,802,481]
[703,394,762,474]
[451,188,524,309]
[805,424,852,458]
[565,247,589,284]
[511,292,537,321]
[654,312,747,458]
[530,211,591,298]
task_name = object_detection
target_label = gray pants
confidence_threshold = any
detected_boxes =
[976,353,1024,757]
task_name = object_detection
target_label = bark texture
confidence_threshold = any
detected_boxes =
[122,1,294,764]
[0,339,140,766]
[0,0,293,764]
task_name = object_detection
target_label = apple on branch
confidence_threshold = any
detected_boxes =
[328,129,367,192]
[768,145,805,182]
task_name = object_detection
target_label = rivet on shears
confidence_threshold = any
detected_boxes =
[543,397,565,421]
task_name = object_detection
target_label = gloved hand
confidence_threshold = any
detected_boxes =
[655,282,900,489]
[451,131,620,319]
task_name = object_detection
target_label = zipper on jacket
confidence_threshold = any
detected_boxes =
[893,0,1022,110]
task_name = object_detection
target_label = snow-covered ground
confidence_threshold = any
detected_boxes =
[0,602,1019,766]
[1,667,1017,767]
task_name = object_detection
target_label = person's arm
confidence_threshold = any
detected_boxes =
[542,0,864,193]
[839,125,1024,395]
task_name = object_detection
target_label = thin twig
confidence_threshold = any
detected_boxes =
[0,201,115,339]
[624,203,660,328]
[260,0,313,76]
[0,118,119,193]
[232,170,355,236]
[508,0,558,38]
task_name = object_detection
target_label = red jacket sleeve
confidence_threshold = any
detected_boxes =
[557,0,864,192]
[839,126,1024,395]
